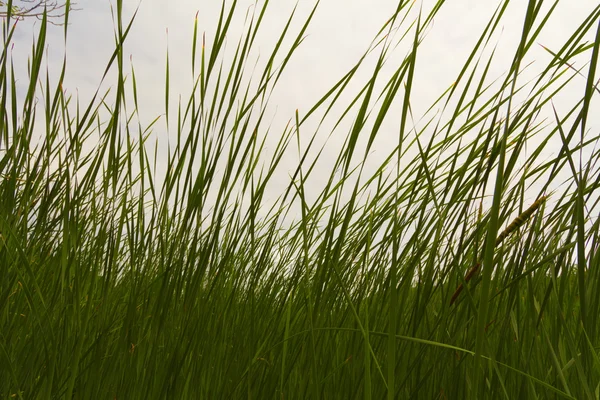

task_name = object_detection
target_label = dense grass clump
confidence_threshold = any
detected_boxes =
[1,0,600,398]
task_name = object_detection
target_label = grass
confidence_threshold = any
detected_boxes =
[1,0,600,398]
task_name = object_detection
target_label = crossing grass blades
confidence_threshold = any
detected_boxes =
[1,0,600,399]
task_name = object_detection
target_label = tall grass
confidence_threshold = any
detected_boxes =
[1,0,600,398]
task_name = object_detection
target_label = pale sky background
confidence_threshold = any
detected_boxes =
[7,0,600,211]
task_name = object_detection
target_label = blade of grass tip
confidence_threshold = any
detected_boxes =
[274,1,320,84]
[342,45,382,177]
[443,0,510,105]
[200,32,206,103]
[165,28,170,129]
[256,1,297,92]
[9,55,17,146]
[63,0,71,37]
[363,63,408,159]
[22,4,47,123]
[538,43,600,96]
[106,2,127,191]
[207,1,236,80]
[191,11,198,76]
[540,8,600,78]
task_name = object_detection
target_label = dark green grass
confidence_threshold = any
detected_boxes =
[1,0,600,398]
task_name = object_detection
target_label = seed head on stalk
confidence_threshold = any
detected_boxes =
[450,195,547,305]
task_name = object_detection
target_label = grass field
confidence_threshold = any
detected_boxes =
[1,0,600,398]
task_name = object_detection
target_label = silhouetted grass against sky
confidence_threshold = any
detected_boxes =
[1,1,600,398]
[6,0,599,206]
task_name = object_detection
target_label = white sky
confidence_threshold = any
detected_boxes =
[6,0,600,210]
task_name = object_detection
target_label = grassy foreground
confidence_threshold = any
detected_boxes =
[1,0,600,398]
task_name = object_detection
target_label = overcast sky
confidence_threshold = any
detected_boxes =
[8,0,600,207]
